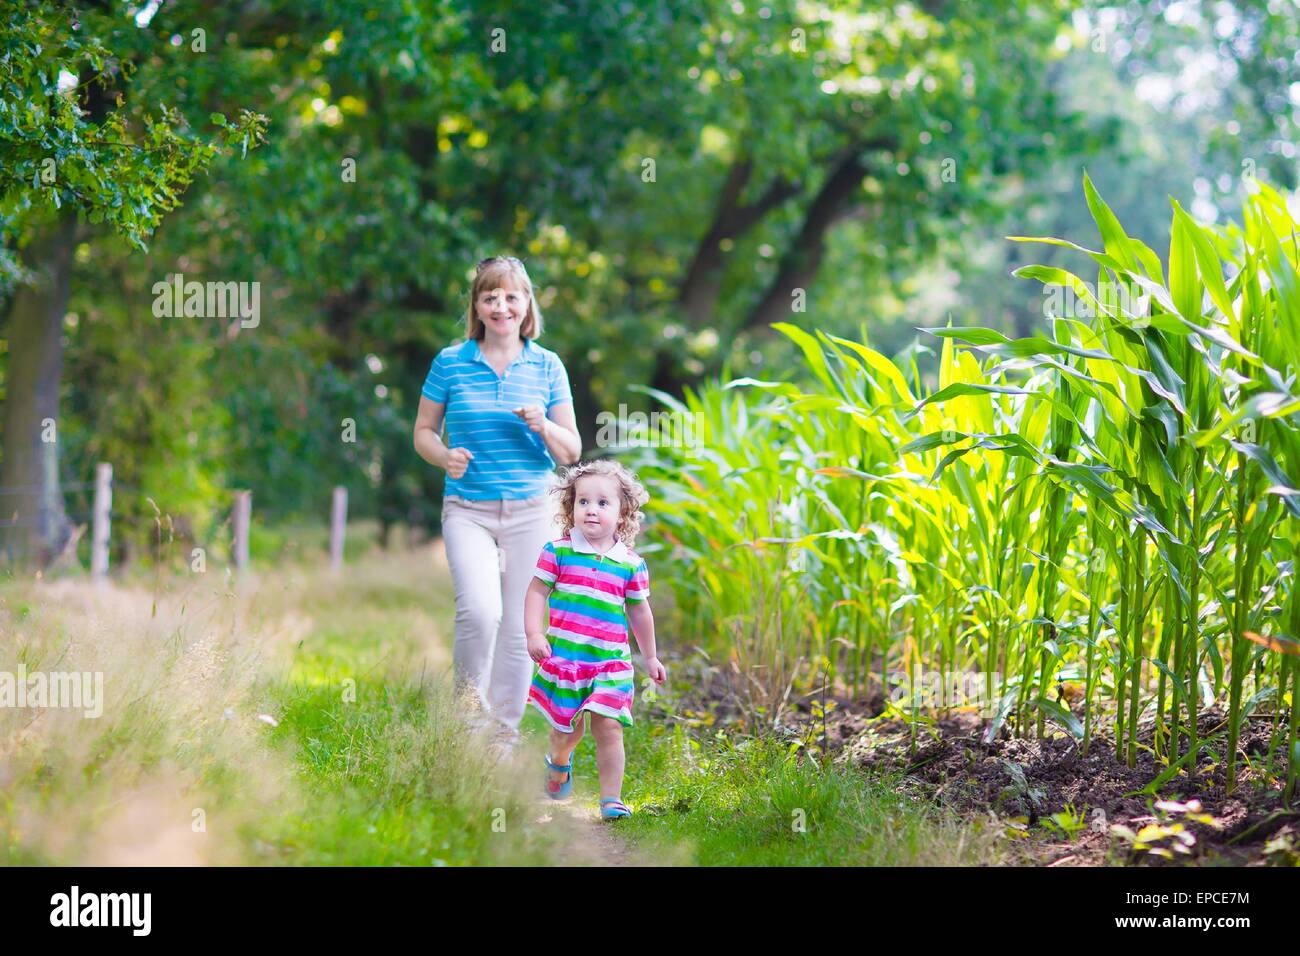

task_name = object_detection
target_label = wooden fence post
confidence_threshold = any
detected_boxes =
[232,490,251,572]
[91,463,112,583]
[330,486,348,572]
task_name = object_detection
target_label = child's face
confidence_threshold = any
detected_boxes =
[573,474,622,544]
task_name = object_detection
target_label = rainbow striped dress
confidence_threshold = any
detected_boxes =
[527,524,650,731]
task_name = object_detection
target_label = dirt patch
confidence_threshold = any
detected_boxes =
[532,798,645,866]
[815,700,1298,866]
[495,742,669,866]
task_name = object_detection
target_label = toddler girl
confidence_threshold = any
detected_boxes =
[524,459,665,819]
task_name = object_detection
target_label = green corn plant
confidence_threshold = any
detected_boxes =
[633,175,1300,801]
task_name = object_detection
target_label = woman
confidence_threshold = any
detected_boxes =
[413,256,581,745]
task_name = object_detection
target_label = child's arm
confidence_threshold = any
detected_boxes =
[525,577,553,662]
[627,601,665,684]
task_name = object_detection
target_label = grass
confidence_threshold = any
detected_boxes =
[624,730,1015,865]
[260,678,560,866]
[2,538,1019,866]
[0,545,584,865]
[521,709,1017,865]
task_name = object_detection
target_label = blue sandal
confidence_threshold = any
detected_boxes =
[599,797,632,820]
[544,754,572,800]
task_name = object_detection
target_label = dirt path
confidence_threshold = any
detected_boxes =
[531,797,641,866]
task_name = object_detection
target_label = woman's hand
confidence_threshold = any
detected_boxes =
[645,656,667,685]
[445,447,474,479]
[512,405,547,434]
[527,633,552,663]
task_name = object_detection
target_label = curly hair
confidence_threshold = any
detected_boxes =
[550,459,649,547]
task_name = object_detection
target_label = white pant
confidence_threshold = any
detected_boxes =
[441,489,559,730]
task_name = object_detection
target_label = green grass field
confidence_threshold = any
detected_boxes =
[0,541,1016,866]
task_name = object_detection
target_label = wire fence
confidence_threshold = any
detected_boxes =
[0,464,351,580]
[0,481,95,529]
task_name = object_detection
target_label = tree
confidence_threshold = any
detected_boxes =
[0,2,263,568]
[17,0,1300,565]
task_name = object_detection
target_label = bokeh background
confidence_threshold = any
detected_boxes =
[2,0,1299,566]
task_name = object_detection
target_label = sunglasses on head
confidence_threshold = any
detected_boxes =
[476,255,524,272]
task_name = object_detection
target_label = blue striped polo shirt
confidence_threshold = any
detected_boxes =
[422,337,573,500]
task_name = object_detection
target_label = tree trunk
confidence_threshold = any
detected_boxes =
[741,147,869,334]
[1,213,78,568]
[649,143,884,398]
[647,348,688,404]
[676,158,801,330]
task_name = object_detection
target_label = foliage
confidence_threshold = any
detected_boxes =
[635,175,1300,804]
[5,0,1300,575]
[7,0,1126,560]
[0,3,266,286]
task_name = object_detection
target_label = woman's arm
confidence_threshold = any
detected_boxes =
[413,397,449,468]
[542,402,582,465]
[414,396,473,477]
[515,402,582,465]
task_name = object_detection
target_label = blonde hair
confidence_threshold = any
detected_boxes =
[465,257,544,340]
[551,460,649,547]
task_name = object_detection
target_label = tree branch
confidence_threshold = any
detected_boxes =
[739,142,885,334]
[676,156,802,328]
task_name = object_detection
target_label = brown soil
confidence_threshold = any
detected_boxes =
[805,696,1299,866]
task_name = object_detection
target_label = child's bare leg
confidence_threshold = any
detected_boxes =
[590,715,625,800]
[547,715,584,784]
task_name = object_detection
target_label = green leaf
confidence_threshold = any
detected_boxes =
[1173,200,1235,321]
[908,382,1035,418]
[898,430,969,455]
[1083,170,1139,274]
[824,333,914,403]
[1191,391,1300,448]
[1128,746,1199,796]
[1168,204,1200,322]
[1228,440,1300,519]
[982,685,1021,744]
[1035,697,1083,739]
[773,322,836,394]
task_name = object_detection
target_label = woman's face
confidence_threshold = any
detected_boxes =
[475,281,529,338]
